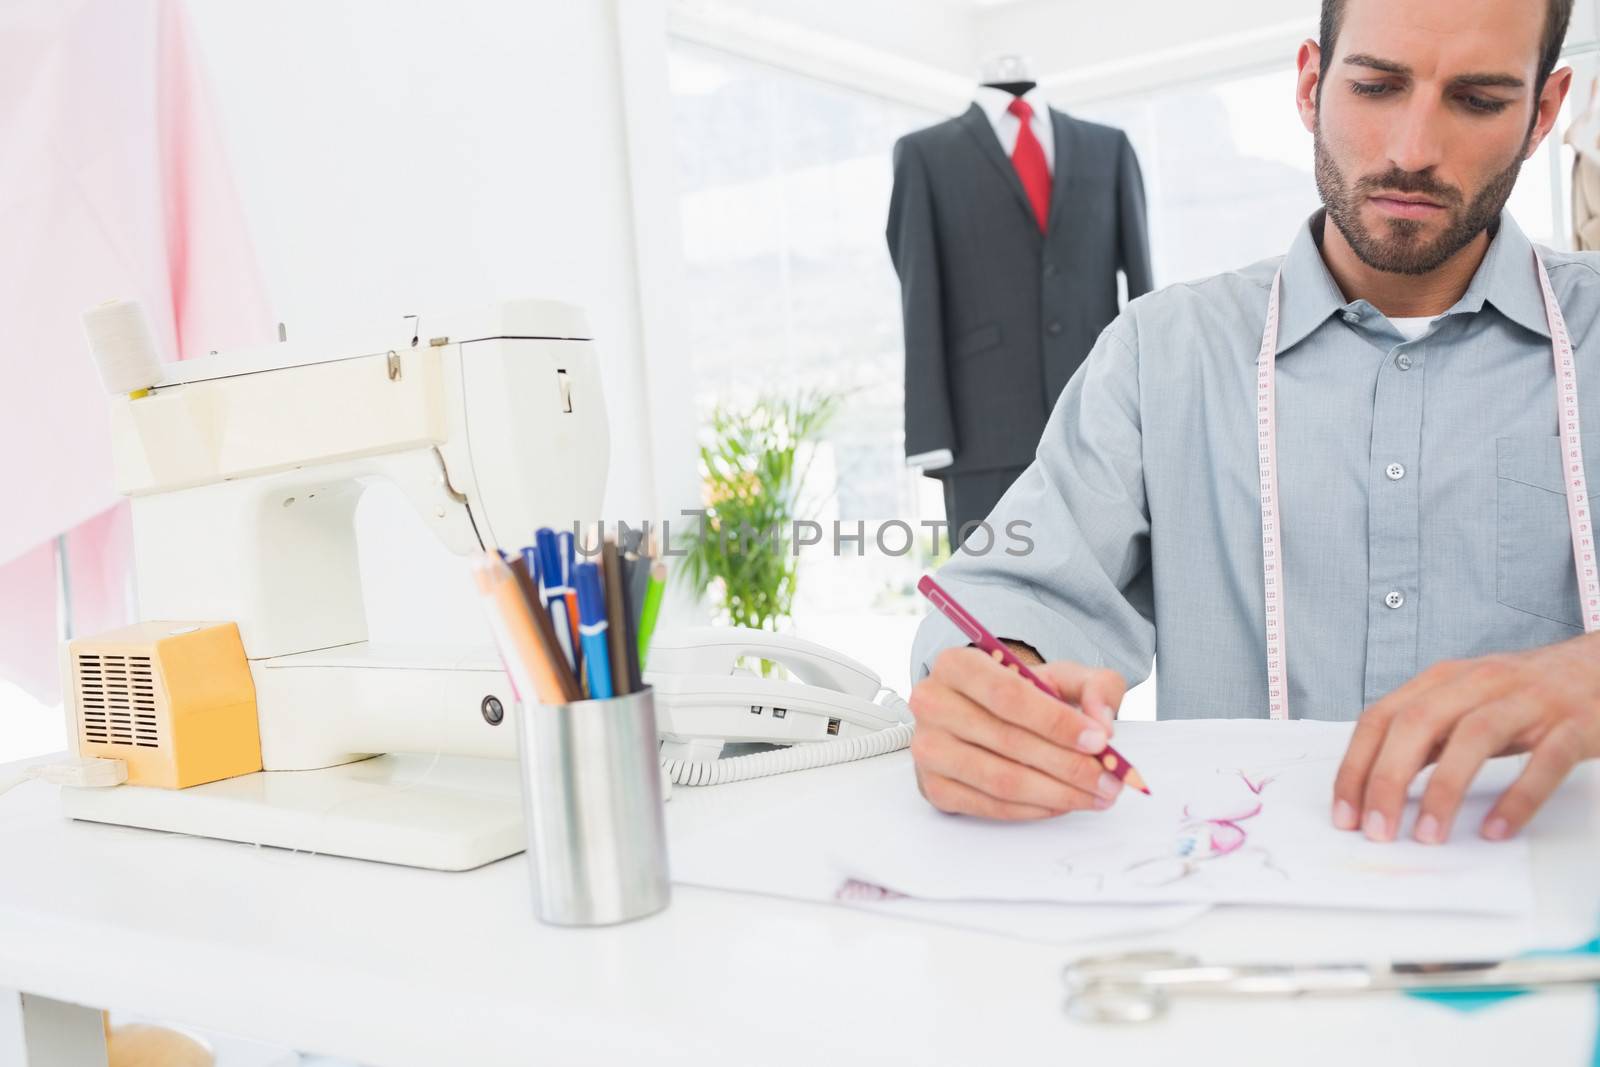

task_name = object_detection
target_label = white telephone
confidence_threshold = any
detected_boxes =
[644,627,914,786]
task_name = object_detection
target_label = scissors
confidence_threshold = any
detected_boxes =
[1061,949,1600,1023]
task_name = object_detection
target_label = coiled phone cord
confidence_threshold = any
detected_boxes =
[661,690,914,787]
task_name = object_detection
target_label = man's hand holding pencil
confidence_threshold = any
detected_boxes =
[909,646,1132,820]
[909,576,1144,821]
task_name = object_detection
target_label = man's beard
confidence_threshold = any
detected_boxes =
[1313,123,1527,276]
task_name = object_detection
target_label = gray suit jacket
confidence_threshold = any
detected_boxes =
[887,104,1153,475]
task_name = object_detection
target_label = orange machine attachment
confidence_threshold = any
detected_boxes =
[67,622,261,789]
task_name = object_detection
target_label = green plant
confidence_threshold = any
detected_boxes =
[678,391,840,634]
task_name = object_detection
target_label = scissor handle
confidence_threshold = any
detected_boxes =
[1061,950,1199,994]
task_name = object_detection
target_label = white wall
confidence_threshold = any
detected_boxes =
[978,0,1600,105]
[702,0,979,74]
[183,0,658,513]
[663,0,1600,115]
[183,0,691,644]
[976,0,1317,82]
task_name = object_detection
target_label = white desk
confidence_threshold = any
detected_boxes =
[0,752,1596,1067]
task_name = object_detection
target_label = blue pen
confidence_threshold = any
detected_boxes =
[557,529,576,584]
[519,545,541,590]
[556,531,582,662]
[534,528,561,592]
[534,530,578,673]
[573,562,613,700]
[555,529,583,673]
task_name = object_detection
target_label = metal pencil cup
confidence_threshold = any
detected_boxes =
[514,686,671,926]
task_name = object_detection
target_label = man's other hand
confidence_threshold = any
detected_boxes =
[1332,634,1600,844]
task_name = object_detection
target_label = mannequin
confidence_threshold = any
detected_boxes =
[888,54,1154,544]
[979,52,1037,98]
[972,52,1036,98]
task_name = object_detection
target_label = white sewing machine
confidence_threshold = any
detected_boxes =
[61,298,914,870]
[62,299,605,870]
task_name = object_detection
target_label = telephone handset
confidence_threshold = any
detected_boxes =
[643,627,914,786]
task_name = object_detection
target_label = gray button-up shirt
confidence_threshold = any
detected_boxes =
[911,210,1600,720]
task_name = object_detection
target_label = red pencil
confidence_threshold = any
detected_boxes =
[917,574,1150,795]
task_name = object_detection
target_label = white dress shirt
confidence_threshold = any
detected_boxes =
[907,87,1057,475]
[973,84,1056,171]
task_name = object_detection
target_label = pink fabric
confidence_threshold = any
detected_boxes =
[64,501,136,641]
[0,0,271,703]
[0,501,133,703]
[0,541,60,702]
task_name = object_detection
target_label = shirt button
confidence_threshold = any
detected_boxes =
[1386,463,1405,481]
[1047,320,1063,336]
[1343,310,1361,324]
[1395,353,1414,371]
[1384,590,1405,609]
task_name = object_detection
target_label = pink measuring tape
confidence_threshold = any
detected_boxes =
[1255,251,1598,721]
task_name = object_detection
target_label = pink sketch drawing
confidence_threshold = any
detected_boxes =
[1129,771,1284,881]
[1059,768,1292,889]
[834,879,909,903]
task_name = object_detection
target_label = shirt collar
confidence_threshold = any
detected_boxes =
[1274,209,1551,357]
[1447,211,1551,339]
[974,84,1047,127]
[1273,211,1351,356]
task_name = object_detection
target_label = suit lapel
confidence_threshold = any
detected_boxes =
[958,103,1040,234]
[1045,109,1080,237]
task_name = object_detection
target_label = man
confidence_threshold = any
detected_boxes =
[908,0,1600,848]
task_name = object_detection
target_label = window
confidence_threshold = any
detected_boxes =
[667,41,945,689]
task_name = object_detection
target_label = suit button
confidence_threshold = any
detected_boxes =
[1044,262,1058,277]
[1047,321,1063,336]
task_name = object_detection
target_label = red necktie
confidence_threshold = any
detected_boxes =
[1007,97,1051,232]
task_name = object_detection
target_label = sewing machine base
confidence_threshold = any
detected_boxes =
[61,754,525,871]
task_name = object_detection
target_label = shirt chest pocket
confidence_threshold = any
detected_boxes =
[1495,433,1598,630]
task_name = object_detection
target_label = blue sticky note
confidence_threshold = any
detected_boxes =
[1407,937,1600,1066]
[1408,936,1600,1010]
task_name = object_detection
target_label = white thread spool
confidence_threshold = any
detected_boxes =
[82,299,163,395]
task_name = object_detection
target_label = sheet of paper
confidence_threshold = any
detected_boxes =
[821,721,1537,915]
[667,764,1210,945]
[843,893,1211,946]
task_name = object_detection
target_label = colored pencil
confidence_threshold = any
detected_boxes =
[636,563,666,670]
[508,552,582,702]
[629,551,651,633]
[473,554,570,706]
[521,545,572,678]
[602,540,643,694]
